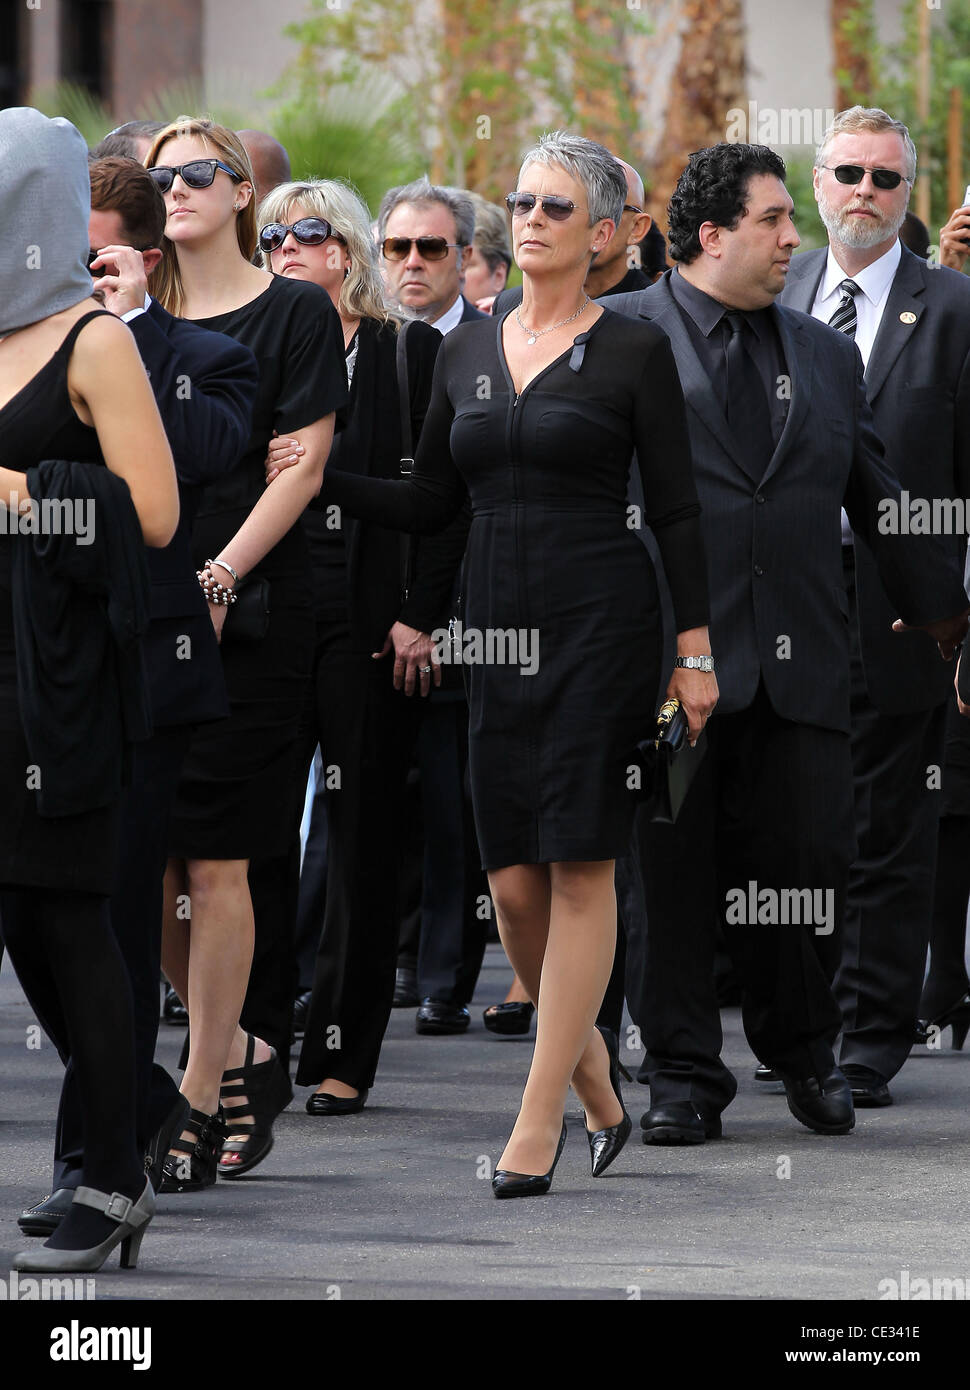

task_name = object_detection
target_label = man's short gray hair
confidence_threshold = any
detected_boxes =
[377,175,476,246]
[516,131,626,226]
[815,106,917,184]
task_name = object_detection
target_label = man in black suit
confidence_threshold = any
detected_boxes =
[607,143,968,1142]
[19,157,258,1235]
[778,107,970,1106]
[367,177,488,1032]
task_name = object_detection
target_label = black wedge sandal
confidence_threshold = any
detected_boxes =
[217,1034,293,1179]
[158,1107,226,1192]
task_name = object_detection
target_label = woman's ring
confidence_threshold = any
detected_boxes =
[419,665,433,674]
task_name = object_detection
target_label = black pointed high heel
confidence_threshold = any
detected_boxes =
[915,993,970,1050]
[492,1121,567,1199]
[585,1025,632,1177]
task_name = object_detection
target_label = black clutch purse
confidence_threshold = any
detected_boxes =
[221,575,271,644]
[633,698,706,823]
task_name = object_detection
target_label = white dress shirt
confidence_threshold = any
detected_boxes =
[810,238,901,542]
[430,294,464,337]
[121,292,152,323]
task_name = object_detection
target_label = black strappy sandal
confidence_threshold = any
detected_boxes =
[217,1035,292,1179]
[158,1107,226,1192]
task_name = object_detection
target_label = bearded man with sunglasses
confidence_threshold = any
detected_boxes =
[777,107,970,1107]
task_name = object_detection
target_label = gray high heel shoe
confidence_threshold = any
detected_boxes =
[12,1178,154,1272]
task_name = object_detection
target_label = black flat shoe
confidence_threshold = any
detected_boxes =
[585,1025,632,1177]
[781,1068,854,1135]
[393,967,419,1008]
[640,1100,721,1144]
[915,994,970,1050]
[492,1121,567,1199]
[305,1087,369,1115]
[218,1035,293,1179]
[416,999,471,1035]
[842,1067,893,1108]
[158,1107,226,1192]
[17,1188,76,1237]
[483,1002,535,1035]
[162,984,188,1027]
[291,990,312,1042]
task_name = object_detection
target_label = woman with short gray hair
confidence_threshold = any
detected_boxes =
[321,131,717,1198]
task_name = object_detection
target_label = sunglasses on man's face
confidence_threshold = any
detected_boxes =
[821,164,908,190]
[87,246,151,277]
[505,192,587,221]
[381,236,458,262]
[148,159,242,193]
[259,218,338,252]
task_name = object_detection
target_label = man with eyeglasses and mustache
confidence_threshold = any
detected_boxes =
[370,176,486,1034]
[378,175,487,333]
[780,107,970,1110]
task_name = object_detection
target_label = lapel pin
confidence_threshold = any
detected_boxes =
[899,311,917,324]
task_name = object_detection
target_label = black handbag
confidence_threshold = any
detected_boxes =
[221,574,271,643]
[633,698,706,823]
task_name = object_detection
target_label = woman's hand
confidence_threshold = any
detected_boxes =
[665,626,718,746]
[265,430,304,484]
[208,600,229,645]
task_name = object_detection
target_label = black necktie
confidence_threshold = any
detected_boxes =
[827,278,860,338]
[723,311,773,469]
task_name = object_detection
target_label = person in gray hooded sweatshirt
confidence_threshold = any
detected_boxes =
[0,107,179,1274]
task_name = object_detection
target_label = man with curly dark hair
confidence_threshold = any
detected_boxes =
[608,142,968,1146]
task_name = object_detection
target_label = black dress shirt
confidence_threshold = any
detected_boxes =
[668,268,789,449]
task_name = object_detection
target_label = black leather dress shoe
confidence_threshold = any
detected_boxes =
[291,989,312,1041]
[841,1068,893,1108]
[781,1068,854,1134]
[392,967,419,1008]
[640,1101,722,1145]
[305,1088,369,1116]
[162,984,188,1026]
[17,1188,76,1236]
[415,998,471,1035]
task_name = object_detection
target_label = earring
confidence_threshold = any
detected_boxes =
[344,266,350,278]
[232,202,240,211]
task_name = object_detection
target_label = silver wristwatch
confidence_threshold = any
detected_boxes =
[674,655,715,672]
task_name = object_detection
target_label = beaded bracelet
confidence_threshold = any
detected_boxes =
[197,567,238,606]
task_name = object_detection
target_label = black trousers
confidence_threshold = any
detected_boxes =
[835,563,946,1083]
[296,623,422,1091]
[628,681,854,1117]
[54,725,191,1188]
[414,696,488,1005]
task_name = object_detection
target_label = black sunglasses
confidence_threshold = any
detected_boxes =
[821,164,908,190]
[381,236,458,262]
[148,159,242,193]
[259,218,339,252]
[88,246,151,277]
[505,192,587,221]
[623,203,643,215]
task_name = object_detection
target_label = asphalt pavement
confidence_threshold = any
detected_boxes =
[1,944,969,1303]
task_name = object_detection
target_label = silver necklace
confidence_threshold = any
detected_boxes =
[515,295,591,346]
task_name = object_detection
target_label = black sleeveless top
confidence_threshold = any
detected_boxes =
[0,310,107,604]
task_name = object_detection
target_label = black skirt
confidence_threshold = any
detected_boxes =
[167,520,313,860]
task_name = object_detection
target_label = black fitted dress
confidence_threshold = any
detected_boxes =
[168,276,347,860]
[323,307,710,870]
[0,314,119,894]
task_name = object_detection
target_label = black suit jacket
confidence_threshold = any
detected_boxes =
[459,295,488,324]
[779,245,970,714]
[128,299,258,728]
[607,272,967,733]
